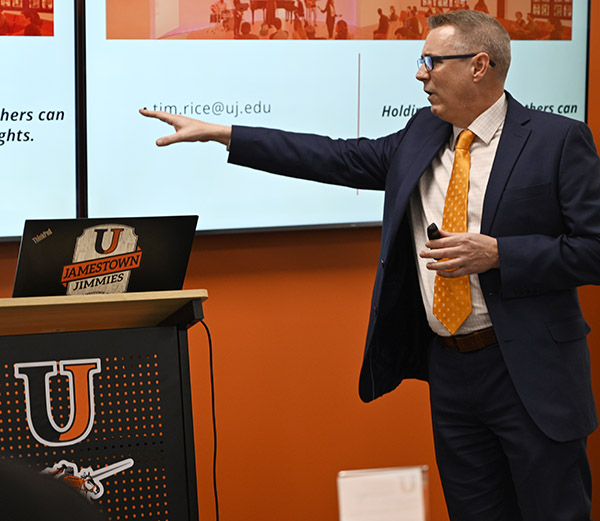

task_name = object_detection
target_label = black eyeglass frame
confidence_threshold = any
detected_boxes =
[417,53,496,71]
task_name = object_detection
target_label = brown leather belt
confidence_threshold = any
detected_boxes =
[437,327,497,353]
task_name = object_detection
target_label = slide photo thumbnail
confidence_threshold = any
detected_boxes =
[106,0,573,41]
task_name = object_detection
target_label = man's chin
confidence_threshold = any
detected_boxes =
[429,104,442,117]
[429,105,452,123]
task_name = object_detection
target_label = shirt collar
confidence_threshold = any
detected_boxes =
[451,92,508,148]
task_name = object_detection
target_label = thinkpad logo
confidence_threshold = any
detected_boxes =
[31,228,52,244]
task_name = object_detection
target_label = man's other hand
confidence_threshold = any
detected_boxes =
[419,229,499,277]
[139,109,232,147]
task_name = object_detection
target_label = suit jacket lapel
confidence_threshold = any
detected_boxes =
[382,120,452,254]
[481,94,532,235]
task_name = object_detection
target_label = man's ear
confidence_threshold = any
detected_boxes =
[472,53,492,83]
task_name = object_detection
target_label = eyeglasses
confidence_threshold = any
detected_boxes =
[417,53,496,71]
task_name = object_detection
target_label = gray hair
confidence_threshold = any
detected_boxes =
[428,10,511,81]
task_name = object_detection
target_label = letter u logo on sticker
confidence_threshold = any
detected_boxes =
[14,359,101,447]
[94,228,124,255]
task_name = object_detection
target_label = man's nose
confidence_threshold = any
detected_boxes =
[416,64,429,81]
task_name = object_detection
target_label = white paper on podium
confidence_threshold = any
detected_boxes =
[337,466,428,521]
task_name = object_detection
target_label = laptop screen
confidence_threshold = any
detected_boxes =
[13,216,198,298]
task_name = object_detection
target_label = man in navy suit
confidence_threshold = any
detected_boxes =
[141,10,600,521]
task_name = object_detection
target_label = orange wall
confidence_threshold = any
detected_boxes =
[0,4,598,520]
[183,228,444,520]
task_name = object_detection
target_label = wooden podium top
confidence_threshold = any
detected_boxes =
[0,289,208,337]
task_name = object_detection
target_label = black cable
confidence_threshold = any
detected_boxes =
[200,319,219,521]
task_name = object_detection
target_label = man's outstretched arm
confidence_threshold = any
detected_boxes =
[139,109,232,147]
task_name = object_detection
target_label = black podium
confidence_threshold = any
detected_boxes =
[0,289,208,521]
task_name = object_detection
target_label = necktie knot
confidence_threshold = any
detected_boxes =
[456,129,476,151]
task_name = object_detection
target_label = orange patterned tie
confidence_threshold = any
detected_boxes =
[433,129,476,335]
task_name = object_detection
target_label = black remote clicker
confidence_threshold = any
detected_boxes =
[427,223,442,240]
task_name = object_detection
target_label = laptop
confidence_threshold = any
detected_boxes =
[13,216,198,298]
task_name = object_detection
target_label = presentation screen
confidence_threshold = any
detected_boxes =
[86,0,588,232]
[1,2,77,238]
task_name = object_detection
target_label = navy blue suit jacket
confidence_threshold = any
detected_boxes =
[228,93,600,442]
